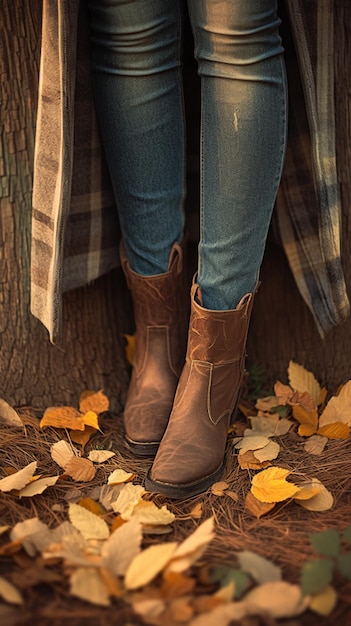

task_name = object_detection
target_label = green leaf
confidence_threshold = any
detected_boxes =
[337,554,351,580]
[310,529,340,557]
[270,405,290,418]
[210,566,251,599]
[300,558,334,596]
[342,525,351,544]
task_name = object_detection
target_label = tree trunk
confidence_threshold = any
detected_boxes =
[0,0,131,412]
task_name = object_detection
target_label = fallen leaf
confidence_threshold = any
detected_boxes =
[226,491,239,502]
[79,389,110,415]
[70,567,110,606]
[108,468,135,485]
[0,399,23,428]
[192,594,225,614]
[125,542,178,590]
[78,497,106,516]
[0,461,37,492]
[235,435,272,452]
[99,567,124,599]
[237,551,282,584]
[68,502,110,541]
[82,410,100,431]
[288,361,322,406]
[18,475,60,498]
[189,502,203,519]
[244,581,308,618]
[132,598,165,619]
[293,485,322,501]
[0,526,9,536]
[101,517,142,576]
[169,596,195,622]
[50,440,76,468]
[10,518,52,557]
[292,405,318,430]
[88,450,115,463]
[317,422,350,439]
[160,571,196,600]
[253,440,280,462]
[131,500,175,526]
[64,457,96,482]
[251,467,301,503]
[167,517,215,573]
[98,484,124,511]
[211,481,229,496]
[255,396,280,412]
[304,435,328,455]
[300,558,334,595]
[0,577,23,605]
[40,406,85,430]
[238,449,271,470]
[319,380,351,427]
[111,483,146,518]
[69,426,97,448]
[294,478,334,511]
[309,585,338,616]
[310,529,340,557]
[337,553,351,580]
[298,423,318,437]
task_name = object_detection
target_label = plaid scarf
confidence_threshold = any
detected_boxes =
[31,0,349,342]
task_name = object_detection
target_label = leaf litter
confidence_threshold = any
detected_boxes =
[0,364,351,624]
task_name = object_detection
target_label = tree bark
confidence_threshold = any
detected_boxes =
[0,0,131,412]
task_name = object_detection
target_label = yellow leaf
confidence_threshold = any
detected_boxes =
[64,457,96,482]
[288,361,322,406]
[245,492,276,518]
[131,500,175,526]
[293,485,322,500]
[82,410,100,431]
[319,380,351,427]
[167,517,215,573]
[293,405,318,429]
[88,450,115,463]
[123,334,135,366]
[108,468,135,485]
[40,406,85,430]
[18,475,60,498]
[70,567,110,606]
[79,390,110,415]
[125,542,178,590]
[0,461,37,493]
[68,502,110,541]
[298,423,317,437]
[317,422,350,439]
[111,483,146,519]
[50,440,76,469]
[0,576,23,605]
[251,467,301,503]
[294,478,334,511]
[78,498,106,516]
[309,585,338,616]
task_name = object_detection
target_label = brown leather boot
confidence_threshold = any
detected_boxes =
[145,281,256,497]
[120,241,189,456]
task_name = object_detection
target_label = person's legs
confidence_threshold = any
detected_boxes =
[88,0,186,275]
[146,0,287,497]
[191,0,287,310]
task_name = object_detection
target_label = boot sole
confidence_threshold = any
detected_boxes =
[144,462,225,499]
[125,437,160,457]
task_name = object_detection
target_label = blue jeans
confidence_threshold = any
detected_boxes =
[88,0,287,310]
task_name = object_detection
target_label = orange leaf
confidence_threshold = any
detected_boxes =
[298,423,317,437]
[123,334,135,366]
[238,449,271,470]
[79,390,110,415]
[111,515,127,533]
[99,567,124,598]
[70,426,97,449]
[317,422,350,440]
[64,457,96,482]
[160,571,196,600]
[40,407,85,431]
[82,410,100,431]
[293,405,318,429]
[78,498,106,516]
[189,502,203,520]
[244,492,276,518]
[192,595,224,614]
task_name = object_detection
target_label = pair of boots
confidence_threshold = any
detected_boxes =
[121,241,256,499]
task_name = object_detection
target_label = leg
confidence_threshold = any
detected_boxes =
[88,0,186,274]
[146,0,287,497]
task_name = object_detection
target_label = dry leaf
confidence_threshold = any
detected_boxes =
[317,422,350,439]
[189,502,203,519]
[82,410,100,430]
[68,502,110,540]
[69,426,97,448]
[98,484,124,512]
[101,517,142,576]
[255,396,280,412]
[167,517,215,573]
[251,467,301,503]
[0,527,9,536]
[88,450,115,463]
[99,567,124,599]
[319,381,351,427]
[235,435,271,452]
[40,406,85,430]
[292,405,319,430]
[161,571,196,600]
[18,475,59,498]
[108,468,135,485]
[226,490,239,502]
[50,440,76,468]
[309,585,338,616]
[238,449,271,470]
[304,435,328,455]
[125,542,178,590]
[244,581,308,618]
[293,485,322,501]
[131,500,175,526]
[294,478,333,511]
[169,596,195,622]
[10,518,52,557]
[132,598,165,619]
[79,389,110,415]
[0,399,23,428]
[189,601,248,625]
[0,577,23,605]
[237,551,282,584]
[111,483,146,518]
[249,415,292,437]
[211,481,229,496]
[78,497,106,516]
[64,457,96,482]
[298,424,317,437]
[253,440,280,462]
[0,461,37,492]
[70,567,110,606]
[288,361,322,406]
[244,492,276,518]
